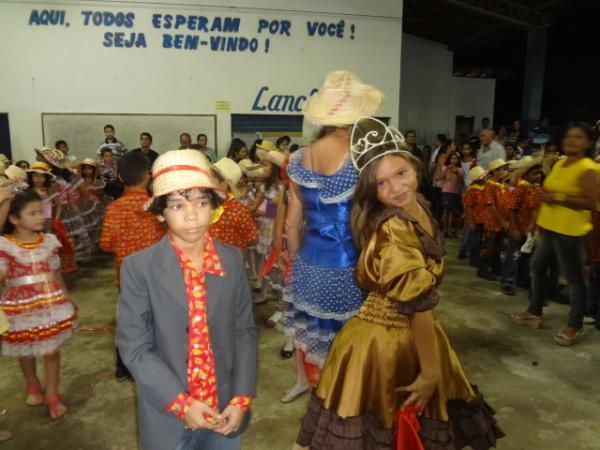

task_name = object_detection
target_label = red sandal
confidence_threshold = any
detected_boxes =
[43,394,67,420]
[25,383,43,407]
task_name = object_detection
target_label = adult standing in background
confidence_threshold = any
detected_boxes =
[512,123,598,346]
[471,116,491,139]
[404,130,423,160]
[96,124,128,157]
[178,132,192,149]
[196,133,217,162]
[130,132,160,166]
[429,133,447,170]
[478,128,506,169]
[281,71,381,403]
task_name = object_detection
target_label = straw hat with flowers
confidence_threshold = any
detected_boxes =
[303,70,383,126]
[35,147,68,170]
[149,149,223,205]
[212,157,243,198]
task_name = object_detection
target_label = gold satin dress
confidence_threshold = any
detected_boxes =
[297,204,504,450]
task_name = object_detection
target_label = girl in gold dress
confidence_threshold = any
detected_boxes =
[295,118,504,450]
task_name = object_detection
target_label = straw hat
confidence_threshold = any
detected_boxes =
[245,163,272,179]
[0,154,9,166]
[238,159,259,175]
[150,149,222,199]
[80,158,97,167]
[256,140,289,168]
[5,165,27,181]
[468,166,487,184]
[303,71,383,126]
[488,159,508,172]
[212,157,243,198]
[511,156,542,180]
[27,161,55,177]
[35,147,68,169]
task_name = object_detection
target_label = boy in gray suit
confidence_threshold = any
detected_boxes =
[116,150,258,450]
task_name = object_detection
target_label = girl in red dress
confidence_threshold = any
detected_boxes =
[0,191,78,419]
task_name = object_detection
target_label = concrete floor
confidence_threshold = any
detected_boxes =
[1,241,599,450]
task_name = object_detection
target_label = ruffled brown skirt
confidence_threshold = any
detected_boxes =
[295,315,505,450]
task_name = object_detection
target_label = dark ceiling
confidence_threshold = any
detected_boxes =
[402,0,576,52]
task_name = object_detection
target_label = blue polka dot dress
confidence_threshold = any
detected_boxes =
[283,148,365,368]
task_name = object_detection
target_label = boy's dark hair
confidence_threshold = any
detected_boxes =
[27,171,52,189]
[289,143,300,153]
[140,132,153,142]
[104,124,115,132]
[54,139,67,148]
[276,135,291,148]
[227,138,247,160]
[15,160,30,169]
[147,188,222,216]
[180,132,191,140]
[2,191,42,235]
[117,152,149,186]
[197,133,207,140]
[100,147,113,156]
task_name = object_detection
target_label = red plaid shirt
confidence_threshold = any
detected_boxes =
[166,234,252,419]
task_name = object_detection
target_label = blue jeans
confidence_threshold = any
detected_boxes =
[528,229,587,329]
[585,264,600,320]
[501,237,526,289]
[175,429,241,450]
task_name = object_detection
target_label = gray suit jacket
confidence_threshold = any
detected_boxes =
[116,236,257,450]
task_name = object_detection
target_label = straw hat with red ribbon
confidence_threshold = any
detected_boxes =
[149,149,223,204]
[303,70,384,126]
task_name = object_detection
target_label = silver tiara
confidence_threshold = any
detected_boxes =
[350,117,410,172]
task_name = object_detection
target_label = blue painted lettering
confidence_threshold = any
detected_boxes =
[252,87,319,112]
[29,9,65,26]
[163,34,200,50]
[306,20,345,38]
[151,14,239,32]
[210,36,258,52]
[103,32,146,48]
[257,19,291,36]
[252,86,269,111]
[81,11,134,28]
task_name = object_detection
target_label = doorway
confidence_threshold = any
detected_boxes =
[454,115,474,146]
[0,113,11,160]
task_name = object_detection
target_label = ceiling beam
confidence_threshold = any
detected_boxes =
[438,0,553,29]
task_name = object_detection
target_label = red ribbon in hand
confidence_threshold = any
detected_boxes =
[395,406,425,450]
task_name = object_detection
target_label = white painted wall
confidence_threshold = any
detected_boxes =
[0,0,403,161]
[399,33,495,145]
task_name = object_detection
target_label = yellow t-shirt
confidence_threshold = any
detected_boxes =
[536,157,598,236]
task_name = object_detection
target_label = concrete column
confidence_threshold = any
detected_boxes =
[521,28,548,134]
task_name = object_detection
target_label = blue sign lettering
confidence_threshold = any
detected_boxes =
[151,14,240,33]
[257,19,291,36]
[103,32,146,48]
[81,11,135,28]
[29,9,66,26]
[307,20,345,38]
[252,86,318,112]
